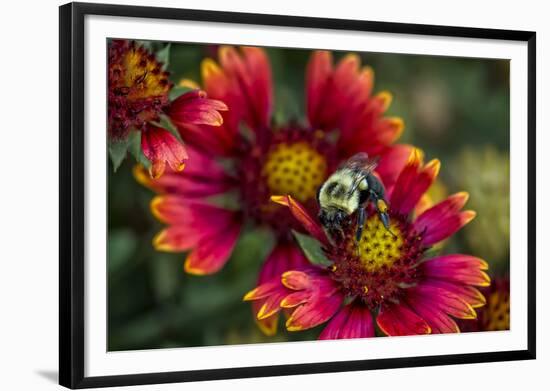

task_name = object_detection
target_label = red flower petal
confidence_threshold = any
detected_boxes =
[252,243,309,334]
[257,243,309,285]
[305,51,402,159]
[202,46,273,145]
[169,89,228,127]
[280,291,311,308]
[319,304,375,340]
[184,221,241,275]
[406,296,460,334]
[306,51,332,125]
[243,280,284,301]
[408,284,477,320]
[271,195,329,245]
[153,226,204,252]
[415,192,476,245]
[135,145,235,197]
[281,270,313,290]
[377,303,431,336]
[148,195,241,274]
[240,46,273,128]
[421,254,491,287]
[141,125,188,179]
[375,144,414,191]
[390,149,440,215]
[286,290,343,331]
[425,279,486,308]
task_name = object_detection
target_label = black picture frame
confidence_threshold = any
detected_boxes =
[59,2,536,388]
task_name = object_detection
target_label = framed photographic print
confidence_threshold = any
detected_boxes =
[59,2,536,388]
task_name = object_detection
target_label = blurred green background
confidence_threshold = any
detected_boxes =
[108,43,510,351]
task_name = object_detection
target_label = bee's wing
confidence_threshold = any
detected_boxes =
[344,153,380,196]
[344,152,379,174]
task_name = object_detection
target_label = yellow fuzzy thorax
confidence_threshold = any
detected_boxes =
[262,142,327,203]
[347,214,404,272]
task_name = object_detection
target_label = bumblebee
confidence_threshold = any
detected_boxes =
[317,153,393,243]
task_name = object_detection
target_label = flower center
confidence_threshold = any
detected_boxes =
[328,211,426,310]
[350,215,405,272]
[482,291,510,331]
[109,41,172,139]
[261,141,327,203]
[121,46,171,102]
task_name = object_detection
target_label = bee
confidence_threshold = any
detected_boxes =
[317,152,393,244]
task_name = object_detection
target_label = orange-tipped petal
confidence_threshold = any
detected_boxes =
[422,254,491,287]
[183,222,240,275]
[281,270,312,290]
[141,125,188,179]
[416,192,475,245]
[377,303,431,336]
[390,149,440,215]
[271,195,328,245]
[285,293,343,332]
[375,91,393,112]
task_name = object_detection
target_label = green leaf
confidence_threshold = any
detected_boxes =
[108,138,130,172]
[127,129,152,169]
[292,230,333,267]
[156,43,171,69]
[169,85,193,101]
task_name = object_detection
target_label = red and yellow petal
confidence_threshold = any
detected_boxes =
[390,149,440,215]
[285,292,343,332]
[408,284,477,320]
[271,195,328,245]
[319,304,375,340]
[377,303,432,336]
[407,298,460,334]
[281,270,313,291]
[375,144,414,191]
[184,221,241,275]
[415,192,476,245]
[169,89,227,127]
[203,46,273,139]
[426,279,487,308]
[421,254,491,287]
[141,125,188,179]
[250,243,310,335]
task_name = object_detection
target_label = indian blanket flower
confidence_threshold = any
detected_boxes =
[244,149,489,338]
[108,39,227,178]
[458,275,510,332]
[136,46,411,335]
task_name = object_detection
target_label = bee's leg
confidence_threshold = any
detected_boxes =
[374,197,396,238]
[356,207,366,243]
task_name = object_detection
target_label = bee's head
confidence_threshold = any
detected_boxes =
[318,207,348,230]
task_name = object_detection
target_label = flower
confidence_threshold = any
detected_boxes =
[244,149,489,338]
[108,40,227,178]
[136,46,410,335]
[457,275,510,332]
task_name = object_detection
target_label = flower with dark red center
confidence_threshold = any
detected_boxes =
[108,39,227,178]
[244,149,489,337]
[136,46,411,335]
